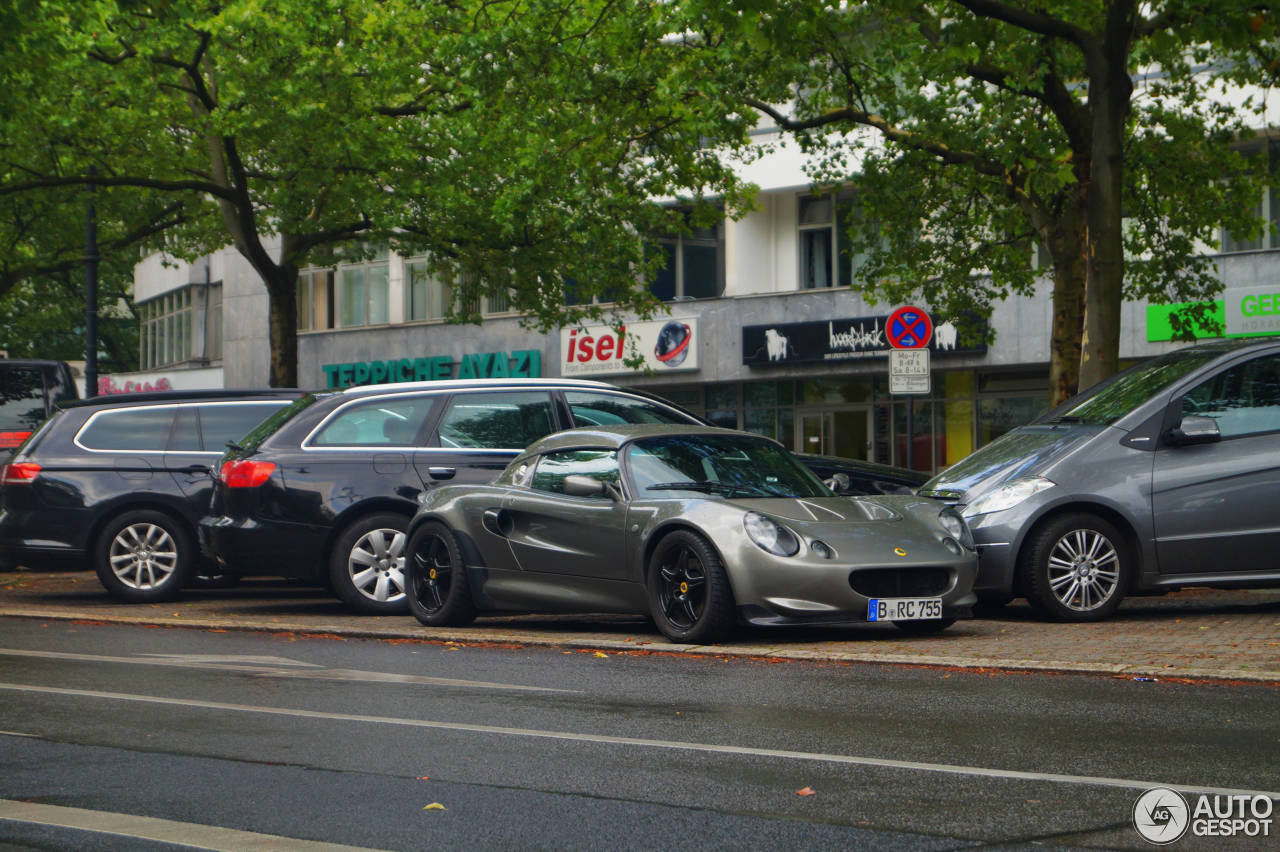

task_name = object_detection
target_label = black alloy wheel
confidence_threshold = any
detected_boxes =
[646,530,735,644]
[405,521,476,627]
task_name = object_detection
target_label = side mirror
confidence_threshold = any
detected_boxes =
[824,472,851,494]
[1167,414,1220,447]
[563,475,607,498]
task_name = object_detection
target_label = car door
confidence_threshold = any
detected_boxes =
[1152,352,1280,574]
[415,390,561,489]
[503,448,630,581]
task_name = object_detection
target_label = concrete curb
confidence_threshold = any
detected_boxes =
[4,607,1276,685]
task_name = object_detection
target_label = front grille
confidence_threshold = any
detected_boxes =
[849,567,951,598]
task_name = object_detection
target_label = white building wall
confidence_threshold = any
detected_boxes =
[220,242,276,387]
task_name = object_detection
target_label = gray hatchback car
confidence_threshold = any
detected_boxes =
[922,338,1280,621]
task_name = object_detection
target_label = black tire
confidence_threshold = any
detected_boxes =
[893,618,957,634]
[405,521,476,627]
[1021,513,1129,622]
[329,512,410,614]
[94,510,195,603]
[646,530,736,644]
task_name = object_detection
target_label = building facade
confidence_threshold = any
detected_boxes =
[126,134,1280,475]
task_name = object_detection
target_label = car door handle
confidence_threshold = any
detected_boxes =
[428,466,456,480]
[181,464,212,475]
[482,508,513,537]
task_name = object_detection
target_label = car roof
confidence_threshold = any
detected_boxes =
[529,424,764,454]
[58,388,306,410]
[339,377,622,395]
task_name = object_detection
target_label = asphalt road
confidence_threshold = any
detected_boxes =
[0,618,1275,850]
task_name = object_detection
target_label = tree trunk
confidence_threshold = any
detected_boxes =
[264,271,299,388]
[1078,9,1135,393]
[1043,202,1088,406]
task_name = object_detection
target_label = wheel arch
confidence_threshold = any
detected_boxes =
[323,498,417,562]
[641,521,732,590]
[89,499,200,558]
[1011,501,1144,595]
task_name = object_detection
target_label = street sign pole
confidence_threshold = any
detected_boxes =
[886,305,934,471]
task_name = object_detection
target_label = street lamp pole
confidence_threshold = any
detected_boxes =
[84,166,99,398]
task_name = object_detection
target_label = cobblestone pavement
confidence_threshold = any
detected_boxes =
[1,568,1276,683]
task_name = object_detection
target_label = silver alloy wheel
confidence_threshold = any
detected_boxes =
[347,527,407,604]
[108,523,179,590]
[1046,528,1120,612]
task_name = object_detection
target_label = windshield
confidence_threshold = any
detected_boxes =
[1044,348,1221,426]
[625,434,830,499]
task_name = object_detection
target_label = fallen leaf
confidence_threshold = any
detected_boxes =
[416,776,430,781]
[795,787,816,797]
[423,803,446,810]
[593,651,609,658]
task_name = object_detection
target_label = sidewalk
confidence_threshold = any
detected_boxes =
[1,568,1276,683]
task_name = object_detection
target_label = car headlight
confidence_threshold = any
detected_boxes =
[962,477,1055,518]
[938,507,974,549]
[743,512,800,557]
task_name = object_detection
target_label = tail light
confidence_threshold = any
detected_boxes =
[219,460,276,488]
[1,462,42,484]
[0,431,32,449]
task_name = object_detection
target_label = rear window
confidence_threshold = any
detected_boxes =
[311,396,436,447]
[77,408,175,451]
[199,403,291,451]
[237,394,322,453]
[0,366,49,448]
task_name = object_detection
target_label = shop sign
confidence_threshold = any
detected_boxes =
[559,317,699,377]
[743,314,985,366]
[98,366,225,394]
[1225,285,1280,336]
[322,350,541,389]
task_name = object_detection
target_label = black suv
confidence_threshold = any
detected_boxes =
[201,379,709,613]
[0,389,302,600]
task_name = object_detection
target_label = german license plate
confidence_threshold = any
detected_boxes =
[868,597,943,621]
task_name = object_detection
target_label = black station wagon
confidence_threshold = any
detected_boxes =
[200,378,707,613]
[0,390,302,600]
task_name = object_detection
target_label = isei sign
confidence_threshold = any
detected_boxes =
[559,317,700,377]
[322,350,542,389]
[742,314,986,366]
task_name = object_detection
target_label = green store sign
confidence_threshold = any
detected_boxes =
[322,350,542,389]
[1147,289,1280,343]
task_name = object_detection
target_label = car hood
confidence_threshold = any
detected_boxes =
[728,496,900,524]
[920,424,1103,501]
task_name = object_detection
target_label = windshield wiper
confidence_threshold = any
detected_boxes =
[646,481,764,497]
[1043,415,1087,425]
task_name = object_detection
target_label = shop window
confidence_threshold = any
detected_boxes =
[978,397,1046,446]
[1221,139,1280,252]
[704,384,738,429]
[894,400,940,473]
[650,210,725,301]
[298,269,334,331]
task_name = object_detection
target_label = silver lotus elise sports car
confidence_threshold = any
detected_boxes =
[404,425,977,643]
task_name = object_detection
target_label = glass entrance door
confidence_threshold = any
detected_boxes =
[798,409,871,459]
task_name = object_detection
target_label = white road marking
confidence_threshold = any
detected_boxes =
[0,648,574,692]
[1,681,1275,800]
[0,798,385,851]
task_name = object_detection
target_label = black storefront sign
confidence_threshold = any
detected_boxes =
[742,314,986,366]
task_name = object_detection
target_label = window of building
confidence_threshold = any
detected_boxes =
[798,191,885,290]
[204,284,223,361]
[406,260,450,321]
[139,289,193,370]
[337,249,390,327]
[650,210,725,301]
[1222,139,1280,252]
[298,269,335,331]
